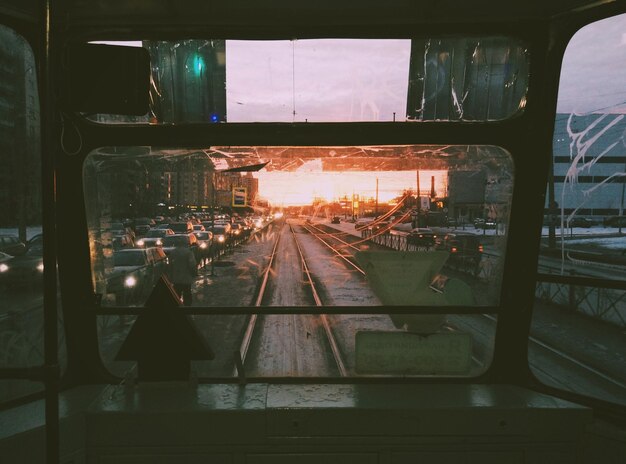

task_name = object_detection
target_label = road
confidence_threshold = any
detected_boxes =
[0,218,623,407]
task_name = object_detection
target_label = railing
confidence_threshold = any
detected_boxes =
[362,228,626,329]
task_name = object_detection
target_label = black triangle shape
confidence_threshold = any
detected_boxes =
[115,275,214,381]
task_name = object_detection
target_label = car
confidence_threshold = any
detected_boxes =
[355,218,374,229]
[230,223,244,238]
[407,228,437,248]
[331,216,341,224]
[110,222,135,241]
[106,247,169,305]
[604,216,626,227]
[193,231,213,263]
[135,228,174,248]
[437,232,483,273]
[0,234,27,256]
[369,221,390,233]
[0,251,14,279]
[133,217,156,236]
[567,217,594,228]
[473,218,496,229]
[111,234,134,250]
[168,221,194,234]
[0,241,43,289]
[206,225,230,247]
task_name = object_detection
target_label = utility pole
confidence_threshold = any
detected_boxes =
[415,170,421,228]
[375,177,379,217]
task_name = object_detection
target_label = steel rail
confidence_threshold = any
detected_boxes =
[302,223,366,275]
[235,222,284,376]
[482,314,626,390]
[289,223,347,377]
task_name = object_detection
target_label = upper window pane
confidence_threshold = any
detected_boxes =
[89,37,528,124]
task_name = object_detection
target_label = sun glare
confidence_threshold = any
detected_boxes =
[255,170,447,206]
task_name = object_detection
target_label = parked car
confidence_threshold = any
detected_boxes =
[355,218,374,229]
[603,216,626,227]
[0,234,27,256]
[0,241,43,289]
[567,217,594,228]
[106,247,168,305]
[437,232,483,273]
[369,221,390,233]
[407,228,437,248]
[331,216,341,224]
[135,228,174,248]
[474,218,496,229]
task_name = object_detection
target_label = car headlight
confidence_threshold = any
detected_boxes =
[156,239,162,246]
[0,263,8,273]
[124,275,137,288]
[218,236,225,243]
[136,239,145,247]
[200,242,207,249]
[37,263,44,272]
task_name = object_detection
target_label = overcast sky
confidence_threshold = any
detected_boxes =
[558,13,626,114]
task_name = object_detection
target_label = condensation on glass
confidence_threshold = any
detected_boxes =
[0,25,48,403]
[88,37,528,124]
[99,313,496,379]
[85,144,513,377]
[531,13,626,407]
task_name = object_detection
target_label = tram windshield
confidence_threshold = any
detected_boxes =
[85,144,513,378]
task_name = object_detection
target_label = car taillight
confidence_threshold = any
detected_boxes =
[451,247,457,253]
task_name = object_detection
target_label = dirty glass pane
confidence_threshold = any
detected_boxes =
[84,145,513,311]
[531,13,626,406]
[89,37,527,124]
[0,25,66,403]
[86,144,513,378]
[406,37,528,121]
[100,313,495,379]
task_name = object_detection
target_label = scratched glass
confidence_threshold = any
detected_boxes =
[531,13,626,406]
[88,37,528,124]
[99,313,496,378]
[0,25,68,404]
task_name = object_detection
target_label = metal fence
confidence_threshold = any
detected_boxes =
[362,229,626,329]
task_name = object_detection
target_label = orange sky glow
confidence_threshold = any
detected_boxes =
[255,170,448,206]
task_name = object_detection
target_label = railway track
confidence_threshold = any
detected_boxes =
[235,221,347,377]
